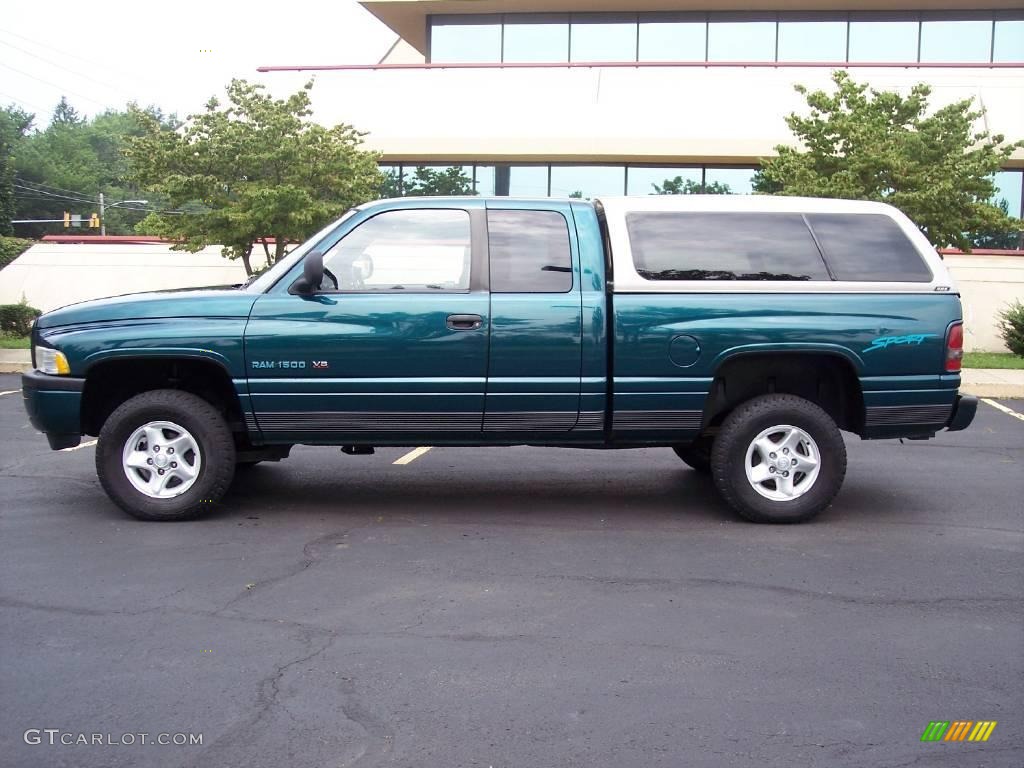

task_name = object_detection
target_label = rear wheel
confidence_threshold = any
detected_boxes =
[672,437,713,474]
[96,390,235,521]
[710,394,846,524]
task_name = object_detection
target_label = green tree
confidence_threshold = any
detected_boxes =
[51,96,81,126]
[653,177,732,195]
[12,100,175,237]
[0,105,34,235]
[130,79,382,275]
[754,71,1023,250]
[399,166,474,197]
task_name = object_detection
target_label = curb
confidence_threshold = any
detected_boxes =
[961,383,1024,399]
[960,369,1024,399]
[0,350,30,374]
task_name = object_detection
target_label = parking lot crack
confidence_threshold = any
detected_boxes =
[184,628,338,766]
[218,527,366,613]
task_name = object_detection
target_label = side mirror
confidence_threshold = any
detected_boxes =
[291,251,324,295]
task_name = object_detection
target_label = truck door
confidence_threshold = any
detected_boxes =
[484,204,583,433]
[245,203,490,442]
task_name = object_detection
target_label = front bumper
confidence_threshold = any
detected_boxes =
[946,394,978,432]
[21,369,86,450]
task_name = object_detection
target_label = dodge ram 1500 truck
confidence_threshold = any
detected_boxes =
[22,195,976,523]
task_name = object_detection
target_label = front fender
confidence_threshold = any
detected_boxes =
[39,318,249,378]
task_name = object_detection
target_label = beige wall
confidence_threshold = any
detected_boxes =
[947,255,1024,353]
[0,244,267,314]
[266,64,1024,166]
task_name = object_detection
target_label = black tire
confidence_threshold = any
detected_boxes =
[672,437,713,474]
[96,389,236,521]
[710,394,846,524]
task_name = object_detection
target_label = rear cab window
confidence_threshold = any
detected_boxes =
[488,209,573,293]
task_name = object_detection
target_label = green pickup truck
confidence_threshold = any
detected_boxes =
[22,195,976,523]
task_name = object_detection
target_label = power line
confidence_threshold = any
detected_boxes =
[0,60,111,112]
[0,27,117,73]
[15,178,93,196]
[0,38,136,103]
[13,182,95,205]
[14,180,187,216]
[0,89,50,117]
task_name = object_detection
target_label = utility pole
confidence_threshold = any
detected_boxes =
[99,191,105,236]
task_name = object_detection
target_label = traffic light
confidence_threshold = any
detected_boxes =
[89,213,100,229]
[63,211,71,228]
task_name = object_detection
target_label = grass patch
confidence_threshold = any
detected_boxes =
[0,335,30,349]
[962,352,1024,369]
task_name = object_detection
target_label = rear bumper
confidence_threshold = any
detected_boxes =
[946,394,977,432]
[21,370,85,450]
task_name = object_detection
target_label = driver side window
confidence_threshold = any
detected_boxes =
[320,209,472,292]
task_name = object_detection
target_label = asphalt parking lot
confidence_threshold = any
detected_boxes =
[1,372,1021,768]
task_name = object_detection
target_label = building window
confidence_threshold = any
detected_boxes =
[379,164,768,198]
[549,166,626,198]
[848,18,919,62]
[777,19,847,62]
[430,17,502,63]
[627,167,702,196]
[570,15,637,62]
[429,11,1023,65]
[704,168,757,195]
[507,166,550,196]
[638,15,706,62]
[919,19,992,63]
[994,170,1024,219]
[707,18,776,62]
[473,166,497,196]
[502,15,569,63]
[993,19,1024,62]
[380,165,402,197]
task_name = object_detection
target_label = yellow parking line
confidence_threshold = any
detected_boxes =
[61,439,97,452]
[981,398,1024,422]
[393,446,431,465]
[0,389,20,397]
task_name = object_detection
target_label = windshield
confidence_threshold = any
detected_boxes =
[244,209,360,293]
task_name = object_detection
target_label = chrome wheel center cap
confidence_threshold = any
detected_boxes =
[153,452,169,468]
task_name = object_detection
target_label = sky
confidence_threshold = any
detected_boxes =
[0,0,398,124]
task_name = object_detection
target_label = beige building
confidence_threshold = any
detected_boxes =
[257,0,1023,209]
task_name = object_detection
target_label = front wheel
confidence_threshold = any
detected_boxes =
[96,390,236,521]
[710,394,846,524]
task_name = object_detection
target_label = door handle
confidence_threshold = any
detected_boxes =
[446,314,482,331]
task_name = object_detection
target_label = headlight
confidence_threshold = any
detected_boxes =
[37,347,70,375]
